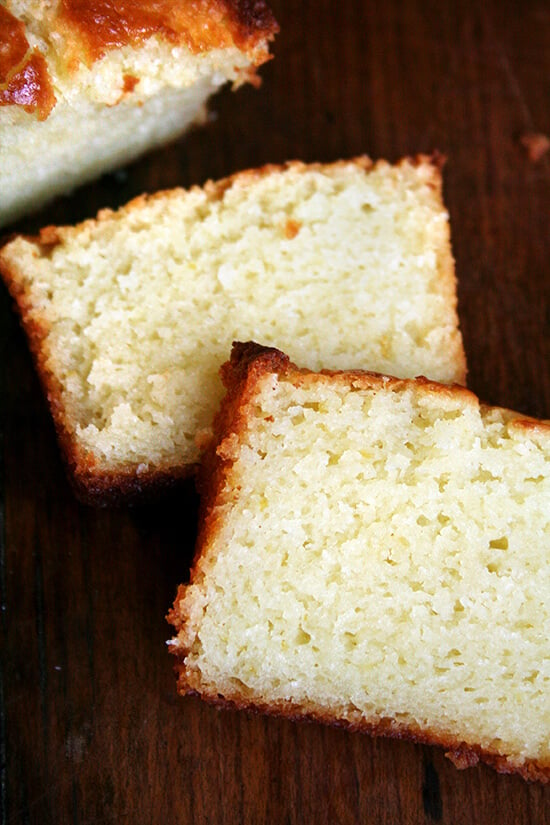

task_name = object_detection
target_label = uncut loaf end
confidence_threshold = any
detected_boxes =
[0,0,277,226]
[168,342,550,783]
[0,156,465,503]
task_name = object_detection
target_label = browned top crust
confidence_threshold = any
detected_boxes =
[0,0,277,118]
[0,6,29,78]
[57,0,278,63]
[0,6,56,119]
[221,341,473,415]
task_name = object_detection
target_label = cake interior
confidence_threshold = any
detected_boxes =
[2,160,464,476]
[175,369,549,770]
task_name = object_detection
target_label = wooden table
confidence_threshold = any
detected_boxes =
[2,1,549,822]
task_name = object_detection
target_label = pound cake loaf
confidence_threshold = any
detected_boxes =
[0,0,277,226]
[0,156,466,502]
[168,342,550,783]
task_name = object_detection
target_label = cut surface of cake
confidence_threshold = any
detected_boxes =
[168,342,550,783]
[0,156,466,502]
[0,0,277,226]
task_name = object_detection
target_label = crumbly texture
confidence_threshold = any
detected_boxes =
[0,156,466,502]
[0,0,277,226]
[168,343,550,783]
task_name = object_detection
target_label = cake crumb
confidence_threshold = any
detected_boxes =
[520,132,550,162]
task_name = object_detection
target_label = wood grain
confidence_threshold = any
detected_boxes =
[1,0,549,822]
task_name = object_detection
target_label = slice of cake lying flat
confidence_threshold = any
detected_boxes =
[168,342,550,783]
[0,0,277,227]
[0,156,466,502]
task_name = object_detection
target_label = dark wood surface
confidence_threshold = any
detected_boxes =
[2,1,549,822]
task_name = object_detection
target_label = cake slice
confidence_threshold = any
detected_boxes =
[168,342,550,783]
[0,0,277,227]
[0,156,466,503]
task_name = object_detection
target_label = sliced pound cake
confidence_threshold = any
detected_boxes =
[0,156,466,502]
[0,0,277,226]
[168,342,550,783]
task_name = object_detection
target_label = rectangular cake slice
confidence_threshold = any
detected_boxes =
[168,342,550,783]
[0,156,466,502]
[0,0,277,226]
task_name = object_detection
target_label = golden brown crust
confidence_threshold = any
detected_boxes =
[56,0,278,64]
[0,6,56,119]
[69,462,196,506]
[1,0,276,117]
[219,341,474,421]
[168,666,550,783]
[0,6,29,79]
